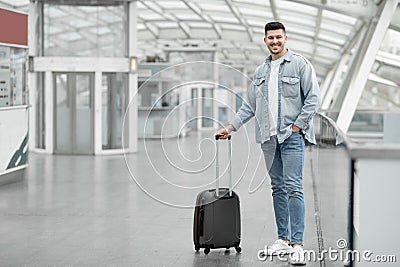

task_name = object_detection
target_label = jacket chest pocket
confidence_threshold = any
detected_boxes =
[254,77,266,98]
[282,76,300,98]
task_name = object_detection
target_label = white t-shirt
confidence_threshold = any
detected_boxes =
[268,56,284,136]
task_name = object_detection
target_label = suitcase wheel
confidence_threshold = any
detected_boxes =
[195,245,200,252]
[204,246,211,255]
[235,246,242,253]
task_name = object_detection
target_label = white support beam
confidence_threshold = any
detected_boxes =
[128,73,138,153]
[182,1,222,39]
[28,1,37,151]
[178,21,190,39]
[224,0,253,42]
[128,1,138,153]
[44,71,53,154]
[337,0,399,133]
[94,71,102,155]
[330,23,368,111]
[33,57,130,72]
[376,50,400,68]
[269,0,279,21]
[311,8,323,65]
[321,54,349,110]
[28,73,36,150]
[143,22,159,38]
[319,67,334,102]
[139,1,165,18]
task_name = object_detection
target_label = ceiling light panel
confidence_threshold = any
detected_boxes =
[232,0,269,6]
[237,7,272,18]
[174,13,201,21]
[196,2,231,12]
[286,40,314,55]
[156,1,187,9]
[280,12,317,27]
[320,20,352,36]
[220,24,246,31]
[285,27,315,38]
[276,0,318,16]
[318,31,347,46]
[322,9,358,25]
[315,46,340,59]
[317,40,342,51]
[155,22,179,29]
[159,28,187,39]
[138,13,165,21]
[187,22,213,28]
[208,15,240,24]
[246,18,274,27]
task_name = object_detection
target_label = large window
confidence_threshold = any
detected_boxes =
[43,4,127,57]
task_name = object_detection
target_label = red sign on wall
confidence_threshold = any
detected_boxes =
[0,8,28,46]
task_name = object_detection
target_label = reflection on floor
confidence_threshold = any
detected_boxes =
[0,128,350,266]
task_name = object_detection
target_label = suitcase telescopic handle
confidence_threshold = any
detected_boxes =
[215,134,232,197]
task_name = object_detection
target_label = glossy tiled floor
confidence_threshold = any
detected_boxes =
[0,127,349,266]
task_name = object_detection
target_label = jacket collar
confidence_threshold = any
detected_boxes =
[266,49,293,63]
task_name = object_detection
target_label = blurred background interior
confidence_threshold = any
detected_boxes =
[0,0,399,266]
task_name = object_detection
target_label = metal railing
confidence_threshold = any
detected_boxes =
[311,113,353,266]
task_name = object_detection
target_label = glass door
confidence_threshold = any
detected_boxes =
[200,88,214,129]
[102,73,127,150]
[54,73,94,154]
[189,87,198,131]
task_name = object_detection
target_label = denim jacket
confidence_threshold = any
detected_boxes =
[230,50,321,144]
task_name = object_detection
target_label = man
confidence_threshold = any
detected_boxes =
[216,22,320,265]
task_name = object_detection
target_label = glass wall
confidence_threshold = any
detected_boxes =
[32,1,133,154]
[201,88,213,128]
[102,72,128,149]
[357,24,400,112]
[35,73,45,149]
[43,4,127,57]
[313,114,353,266]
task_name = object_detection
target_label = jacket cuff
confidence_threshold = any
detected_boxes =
[294,118,308,131]
[229,117,243,132]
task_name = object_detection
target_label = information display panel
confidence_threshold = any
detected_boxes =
[0,46,27,107]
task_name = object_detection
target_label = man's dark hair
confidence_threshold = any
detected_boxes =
[265,22,286,35]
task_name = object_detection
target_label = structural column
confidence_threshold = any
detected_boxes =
[128,1,138,153]
[336,0,399,133]
[44,71,53,153]
[94,71,102,155]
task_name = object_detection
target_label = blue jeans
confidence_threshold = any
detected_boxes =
[261,132,305,245]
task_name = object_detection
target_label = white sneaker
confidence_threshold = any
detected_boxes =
[289,245,306,265]
[263,239,292,256]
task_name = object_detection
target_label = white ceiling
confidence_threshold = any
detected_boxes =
[135,0,370,78]
[1,0,396,80]
[0,0,28,8]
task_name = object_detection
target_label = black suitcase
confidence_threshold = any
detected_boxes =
[193,134,241,255]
